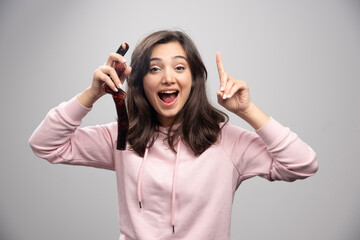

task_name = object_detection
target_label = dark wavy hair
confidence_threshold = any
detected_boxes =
[126,30,228,157]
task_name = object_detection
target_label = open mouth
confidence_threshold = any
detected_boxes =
[158,90,179,104]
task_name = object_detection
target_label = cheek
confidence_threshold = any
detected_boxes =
[185,77,194,101]
[143,80,156,104]
[143,74,158,89]
[142,77,149,90]
[143,78,152,94]
[143,87,153,102]
[183,75,193,93]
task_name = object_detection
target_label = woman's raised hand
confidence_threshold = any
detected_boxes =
[216,52,251,116]
[216,52,270,129]
[78,43,132,108]
[91,46,132,97]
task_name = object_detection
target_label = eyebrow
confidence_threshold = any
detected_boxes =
[149,55,188,62]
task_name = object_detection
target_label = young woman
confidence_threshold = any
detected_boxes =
[29,30,318,240]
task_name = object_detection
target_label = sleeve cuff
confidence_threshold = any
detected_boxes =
[255,117,288,146]
[58,95,92,123]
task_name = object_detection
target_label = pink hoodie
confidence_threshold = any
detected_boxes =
[29,96,318,240]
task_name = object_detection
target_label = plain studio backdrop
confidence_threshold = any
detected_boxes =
[0,0,359,239]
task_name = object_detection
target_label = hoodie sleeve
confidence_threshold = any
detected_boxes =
[221,118,318,185]
[28,96,117,171]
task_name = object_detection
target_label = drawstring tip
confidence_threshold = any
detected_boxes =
[172,225,175,234]
[139,201,142,209]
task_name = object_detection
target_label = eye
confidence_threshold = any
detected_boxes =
[149,66,161,73]
[175,65,186,71]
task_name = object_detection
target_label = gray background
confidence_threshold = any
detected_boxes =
[1,0,359,239]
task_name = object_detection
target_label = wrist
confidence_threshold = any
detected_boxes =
[78,87,102,108]
[236,102,270,130]
[236,101,255,118]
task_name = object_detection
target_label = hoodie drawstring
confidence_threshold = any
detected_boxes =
[171,141,181,233]
[137,147,149,209]
[137,140,181,234]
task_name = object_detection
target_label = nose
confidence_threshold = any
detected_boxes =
[162,68,175,85]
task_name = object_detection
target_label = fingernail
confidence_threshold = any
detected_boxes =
[220,86,224,91]
[223,94,227,99]
[114,87,118,92]
[118,83,122,88]
[121,58,127,63]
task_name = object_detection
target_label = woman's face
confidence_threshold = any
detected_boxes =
[143,41,192,127]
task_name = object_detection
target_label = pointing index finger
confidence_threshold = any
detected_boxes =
[216,52,226,91]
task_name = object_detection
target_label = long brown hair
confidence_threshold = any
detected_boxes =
[126,30,228,157]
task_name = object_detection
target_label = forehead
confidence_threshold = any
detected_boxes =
[150,41,187,58]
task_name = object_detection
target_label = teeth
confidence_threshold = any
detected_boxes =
[160,90,177,94]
